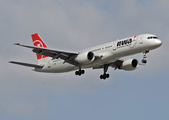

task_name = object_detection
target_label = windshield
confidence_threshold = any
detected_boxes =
[147,36,158,39]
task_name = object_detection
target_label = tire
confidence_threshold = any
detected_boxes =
[81,70,85,74]
[106,74,110,78]
[142,60,147,63]
[100,75,103,79]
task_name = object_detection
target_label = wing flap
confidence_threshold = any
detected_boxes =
[9,61,43,68]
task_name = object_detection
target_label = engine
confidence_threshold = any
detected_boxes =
[120,59,139,71]
[75,52,95,64]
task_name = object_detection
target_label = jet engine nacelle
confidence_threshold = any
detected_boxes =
[75,52,95,64]
[120,59,139,71]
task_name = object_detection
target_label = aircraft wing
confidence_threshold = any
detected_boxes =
[14,43,79,66]
[9,61,43,68]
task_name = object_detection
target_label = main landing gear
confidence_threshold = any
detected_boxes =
[100,65,110,80]
[75,65,85,76]
[142,50,149,64]
[74,64,110,79]
[75,69,85,76]
[100,74,109,80]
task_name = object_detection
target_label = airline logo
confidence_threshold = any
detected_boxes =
[117,38,132,47]
[32,33,48,60]
[33,40,44,47]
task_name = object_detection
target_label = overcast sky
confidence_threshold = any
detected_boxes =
[1,0,169,120]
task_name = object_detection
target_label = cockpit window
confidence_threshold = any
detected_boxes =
[147,36,158,39]
[153,37,158,39]
[147,37,152,39]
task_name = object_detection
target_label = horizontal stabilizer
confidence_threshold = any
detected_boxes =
[9,61,43,68]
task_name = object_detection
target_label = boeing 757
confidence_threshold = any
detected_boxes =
[9,33,162,79]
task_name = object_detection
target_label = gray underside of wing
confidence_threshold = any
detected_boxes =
[9,61,43,68]
[93,60,123,69]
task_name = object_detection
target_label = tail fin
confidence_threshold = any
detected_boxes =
[31,33,51,64]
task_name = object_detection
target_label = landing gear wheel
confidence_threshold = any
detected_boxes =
[100,75,103,79]
[75,70,85,76]
[75,71,80,75]
[75,71,78,75]
[100,74,110,80]
[106,74,110,78]
[142,60,147,64]
[81,70,85,74]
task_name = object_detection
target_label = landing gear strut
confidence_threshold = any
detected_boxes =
[142,50,149,64]
[100,65,110,80]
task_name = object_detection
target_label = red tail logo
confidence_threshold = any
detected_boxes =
[31,33,48,60]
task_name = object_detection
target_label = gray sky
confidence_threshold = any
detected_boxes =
[1,0,169,120]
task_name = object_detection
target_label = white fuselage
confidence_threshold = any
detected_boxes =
[33,34,162,73]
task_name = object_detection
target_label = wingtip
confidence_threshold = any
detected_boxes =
[9,61,14,63]
[14,43,20,45]
[8,61,13,64]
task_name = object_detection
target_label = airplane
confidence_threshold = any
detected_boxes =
[9,33,162,79]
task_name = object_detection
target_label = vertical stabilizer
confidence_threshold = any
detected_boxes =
[31,33,51,64]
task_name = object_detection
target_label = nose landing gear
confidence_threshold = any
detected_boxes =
[142,59,147,64]
[142,50,149,64]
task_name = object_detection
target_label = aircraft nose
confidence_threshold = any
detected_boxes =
[154,39,162,47]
